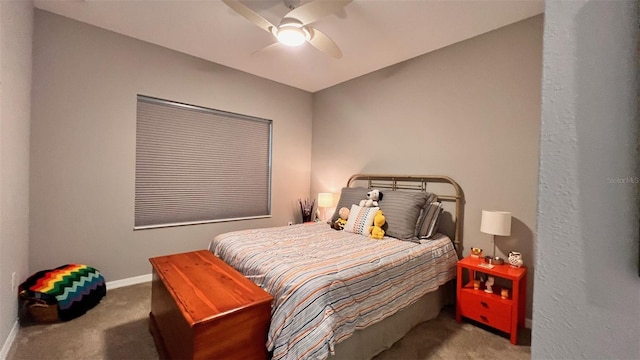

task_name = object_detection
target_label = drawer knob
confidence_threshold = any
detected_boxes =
[480,301,489,308]
[480,315,488,322]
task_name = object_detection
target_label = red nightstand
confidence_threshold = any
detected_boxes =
[456,256,527,345]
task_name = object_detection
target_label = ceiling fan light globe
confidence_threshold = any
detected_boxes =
[277,27,307,46]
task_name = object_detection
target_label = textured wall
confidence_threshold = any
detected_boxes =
[30,10,313,282]
[311,16,543,319]
[532,1,640,359]
[0,0,32,356]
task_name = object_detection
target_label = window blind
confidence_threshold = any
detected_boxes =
[135,95,272,229]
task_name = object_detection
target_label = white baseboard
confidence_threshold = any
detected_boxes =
[525,318,532,329]
[0,320,19,360]
[106,273,152,290]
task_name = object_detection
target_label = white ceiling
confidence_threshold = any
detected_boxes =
[33,0,545,93]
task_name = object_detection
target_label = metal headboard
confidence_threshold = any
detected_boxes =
[347,174,465,257]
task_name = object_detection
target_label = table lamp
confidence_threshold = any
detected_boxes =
[480,210,512,262]
[317,192,334,222]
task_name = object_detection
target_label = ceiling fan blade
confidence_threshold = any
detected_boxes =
[307,27,342,58]
[285,0,352,25]
[222,0,276,34]
[250,42,281,56]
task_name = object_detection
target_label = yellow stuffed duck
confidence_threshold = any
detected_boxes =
[369,210,386,240]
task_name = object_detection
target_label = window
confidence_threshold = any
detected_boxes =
[135,95,272,229]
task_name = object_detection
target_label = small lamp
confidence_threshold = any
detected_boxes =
[318,192,334,222]
[480,210,512,260]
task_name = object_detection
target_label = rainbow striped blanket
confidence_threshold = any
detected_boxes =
[19,264,106,321]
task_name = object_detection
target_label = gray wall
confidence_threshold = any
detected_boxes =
[0,0,32,356]
[30,10,313,282]
[532,1,640,359]
[14,4,640,358]
[311,16,543,319]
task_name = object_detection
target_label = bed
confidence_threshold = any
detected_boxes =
[208,174,464,360]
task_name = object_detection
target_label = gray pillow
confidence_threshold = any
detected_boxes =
[416,201,443,239]
[331,187,370,223]
[378,191,429,240]
[415,192,438,236]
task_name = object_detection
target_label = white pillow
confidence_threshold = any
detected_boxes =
[344,204,379,235]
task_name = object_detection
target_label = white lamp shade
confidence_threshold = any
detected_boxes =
[318,193,334,208]
[480,210,512,236]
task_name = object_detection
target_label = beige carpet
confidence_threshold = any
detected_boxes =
[7,282,530,360]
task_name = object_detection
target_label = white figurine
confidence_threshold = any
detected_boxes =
[508,251,524,268]
[484,276,495,294]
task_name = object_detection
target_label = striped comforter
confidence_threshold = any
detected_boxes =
[209,223,457,360]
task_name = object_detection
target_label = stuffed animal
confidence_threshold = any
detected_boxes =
[359,189,383,207]
[331,207,350,230]
[369,210,386,240]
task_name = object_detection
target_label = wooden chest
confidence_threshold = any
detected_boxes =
[149,250,273,360]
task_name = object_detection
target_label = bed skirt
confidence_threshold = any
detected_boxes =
[330,281,454,360]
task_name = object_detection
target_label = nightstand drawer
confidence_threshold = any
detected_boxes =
[459,291,511,332]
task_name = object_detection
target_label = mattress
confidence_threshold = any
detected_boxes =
[209,223,458,360]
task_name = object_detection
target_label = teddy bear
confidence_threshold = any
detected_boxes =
[331,207,350,230]
[359,189,383,207]
[369,210,386,239]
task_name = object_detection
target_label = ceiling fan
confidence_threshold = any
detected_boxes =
[222,0,352,58]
